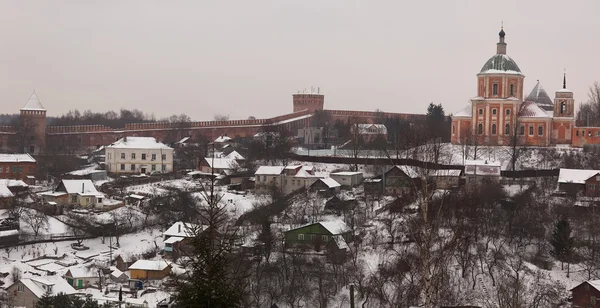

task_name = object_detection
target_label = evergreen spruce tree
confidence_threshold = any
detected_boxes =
[35,292,53,308]
[550,217,575,272]
[175,153,248,307]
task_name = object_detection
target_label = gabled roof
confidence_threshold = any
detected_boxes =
[176,136,190,144]
[203,157,238,170]
[453,104,473,117]
[289,219,351,235]
[255,166,285,175]
[163,221,203,238]
[214,135,232,143]
[17,276,77,298]
[225,150,244,160]
[0,153,36,163]
[330,171,362,176]
[57,179,101,195]
[21,92,46,111]
[0,179,28,188]
[66,267,97,278]
[518,101,550,118]
[387,165,421,179]
[558,169,600,184]
[107,137,172,150]
[128,260,170,271]
[313,178,341,189]
[571,280,600,292]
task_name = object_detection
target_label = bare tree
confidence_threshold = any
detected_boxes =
[214,114,230,121]
[22,210,49,239]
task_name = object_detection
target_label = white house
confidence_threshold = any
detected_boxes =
[105,137,174,174]
[40,179,104,207]
[7,276,77,308]
[255,165,320,195]
[330,171,364,188]
[64,267,101,289]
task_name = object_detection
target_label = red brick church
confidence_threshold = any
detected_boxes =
[451,27,597,147]
[0,89,423,154]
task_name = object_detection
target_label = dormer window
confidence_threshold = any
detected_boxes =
[492,83,499,95]
[510,84,514,96]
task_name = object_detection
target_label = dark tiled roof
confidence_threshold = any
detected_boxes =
[526,81,554,111]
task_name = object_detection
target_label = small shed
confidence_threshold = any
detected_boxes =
[110,268,129,283]
[557,168,600,196]
[330,171,363,187]
[310,178,341,195]
[429,169,463,189]
[0,184,14,209]
[64,267,101,289]
[128,260,172,280]
[115,255,137,272]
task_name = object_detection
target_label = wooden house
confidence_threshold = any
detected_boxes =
[128,260,172,280]
[310,178,341,196]
[115,255,137,272]
[383,166,422,195]
[571,280,600,307]
[284,220,352,253]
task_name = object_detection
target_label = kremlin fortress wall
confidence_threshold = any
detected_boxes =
[1,91,426,154]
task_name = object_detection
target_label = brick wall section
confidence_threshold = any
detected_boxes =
[572,127,600,147]
[0,161,36,181]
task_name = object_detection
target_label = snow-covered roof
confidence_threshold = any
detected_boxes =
[164,236,184,244]
[319,220,351,235]
[20,92,46,111]
[292,165,316,178]
[39,191,67,197]
[316,178,341,189]
[255,166,285,175]
[214,135,232,143]
[0,179,28,188]
[164,221,201,238]
[176,136,190,144]
[586,280,600,291]
[204,157,239,170]
[464,160,501,176]
[333,236,349,250]
[110,268,127,278]
[18,276,76,298]
[330,171,362,176]
[58,179,101,195]
[478,54,523,76]
[431,169,462,177]
[128,260,170,271]
[66,267,97,278]
[354,123,388,135]
[0,184,13,198]
[453,105,473,117]
[526,81,554,111]
[465,160,501,167]
[388,165,421,179]
[107,137,172,150]
[0,153,36,163]
[518,101,550,118]
[556,88,572,93]
[558,169,600,184]
[128,194,145,200]
[225,150,244,160]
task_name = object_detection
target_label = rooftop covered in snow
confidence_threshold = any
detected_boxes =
[107,137,172,150]
[128,260,171,271]
[558,169,600,184]
[0,153,36,163]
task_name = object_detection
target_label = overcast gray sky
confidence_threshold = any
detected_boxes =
[1,0,598,120]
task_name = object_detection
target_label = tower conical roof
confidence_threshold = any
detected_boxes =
[526,81,553,111]
[21,92,45,111]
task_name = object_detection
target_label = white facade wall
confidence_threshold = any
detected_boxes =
[255,174,319,195]
[105,147,174,174]
[330,173,363,187]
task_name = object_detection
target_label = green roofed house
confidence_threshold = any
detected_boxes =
[284,219,352,256]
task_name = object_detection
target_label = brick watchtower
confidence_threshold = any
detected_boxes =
[292,87,324,113]
[19,92,47,154]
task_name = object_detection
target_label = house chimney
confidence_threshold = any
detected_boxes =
[178,224,181,233]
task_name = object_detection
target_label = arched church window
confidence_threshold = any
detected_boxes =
[491,124,497,135]
[560,102,566,114]
[505,124,510,135]
[510,84,514,96]
[492,83,498,95]
[477,123,483,135]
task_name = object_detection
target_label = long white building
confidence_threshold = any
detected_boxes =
[105,137,173,174]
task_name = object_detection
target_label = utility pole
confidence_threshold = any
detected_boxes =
[349,283,355,308]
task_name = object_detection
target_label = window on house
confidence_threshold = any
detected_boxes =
[538,126,543,136]
[452,125,455,135]
[596,131,600,137]
[492,109,497,116]
[529,126,534,136]
[491,124,497,135]
[131,153,136,159]
[72,195,77,203]
[298,234,304,240]
[519,125,525,135]
[505,124,510,135]
[86,197,90,202]
[322,235,328,242]
[151,164,156,171]
[120,164,125,170]
[131,164,135,171]
[121,153,125,159]
[310,235,316,240]
[19,167,23,173]
[510,84,514,96]
[162,165,166,171]
[263,176,266,182]
[284,179,288,185]
[141,153,146,160]
[492,83,498,95]
[17,284,24,292]
[477,123,483,135]
[478,109,483,115]
[576,131,579,136]
[12,167,17,173]
[151,154,156,160]
[506,109,511,116]
[162,154,167,160]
